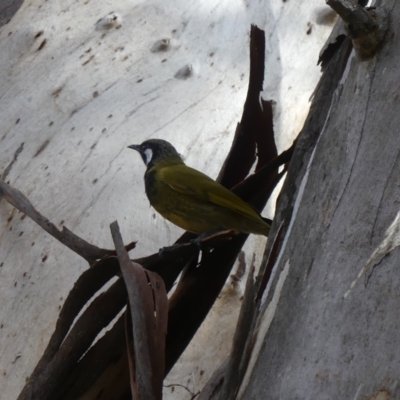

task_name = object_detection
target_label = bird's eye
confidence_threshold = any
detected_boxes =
[143,148,153,165]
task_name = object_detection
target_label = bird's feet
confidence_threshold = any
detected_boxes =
[189,230,225,252]
[159,229,235,257]
[189,232,210,251]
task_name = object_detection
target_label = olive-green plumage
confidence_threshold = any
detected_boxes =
[128,139,270,236]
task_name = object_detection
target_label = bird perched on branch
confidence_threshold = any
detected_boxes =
[128,139,270,237]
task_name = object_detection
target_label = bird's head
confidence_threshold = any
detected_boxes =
[128,139,184,168]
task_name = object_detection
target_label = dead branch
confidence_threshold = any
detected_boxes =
[0,179,135,263]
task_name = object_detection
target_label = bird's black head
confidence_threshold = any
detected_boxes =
[128,139,184,168]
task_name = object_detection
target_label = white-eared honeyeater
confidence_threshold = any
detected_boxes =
[128,139,270,236]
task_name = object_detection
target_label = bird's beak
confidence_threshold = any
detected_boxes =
[127,144,140,152]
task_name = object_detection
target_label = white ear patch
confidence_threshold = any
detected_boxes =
[143,148,153,165]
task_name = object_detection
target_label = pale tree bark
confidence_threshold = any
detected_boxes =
[223,0,400,398]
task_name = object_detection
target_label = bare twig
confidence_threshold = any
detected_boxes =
[0,179,134,263]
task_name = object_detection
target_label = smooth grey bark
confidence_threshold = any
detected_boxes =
[241,1,400,399]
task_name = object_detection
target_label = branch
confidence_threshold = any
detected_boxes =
[0,179,135,263]
[326,0,389,61]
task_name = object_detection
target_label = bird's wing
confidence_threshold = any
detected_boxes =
[159,164,263,220]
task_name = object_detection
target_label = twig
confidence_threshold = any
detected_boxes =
[0,179,132,263]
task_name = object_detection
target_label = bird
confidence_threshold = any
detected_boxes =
[128,139,270,237]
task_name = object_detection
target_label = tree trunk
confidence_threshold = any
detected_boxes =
[239,1,400,398]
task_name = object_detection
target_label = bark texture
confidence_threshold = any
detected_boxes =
[241,1,400,398]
